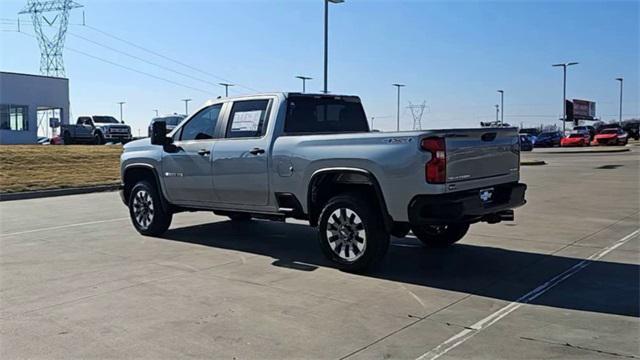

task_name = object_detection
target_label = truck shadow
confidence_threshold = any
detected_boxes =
[160,219,639,318]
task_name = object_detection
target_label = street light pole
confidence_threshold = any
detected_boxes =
[552,62,578,134]
[495,104,500,123]
[181,99,192,116]
[153,109,159,117]
[324,0,344,94]
[295,76,312,93]
[117,102,125,123]
[497,90,504,125]
[219,83,234,97]
[392,83,405,132]
[616,77,623,125]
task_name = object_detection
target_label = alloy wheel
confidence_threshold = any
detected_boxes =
[326,208,367,262]
[132,189,154,229]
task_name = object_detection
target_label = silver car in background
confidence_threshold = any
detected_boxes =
[147,115,185,137]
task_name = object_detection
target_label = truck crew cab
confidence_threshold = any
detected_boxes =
[120,93,526,272]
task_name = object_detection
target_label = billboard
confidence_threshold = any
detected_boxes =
[572,99,596,120]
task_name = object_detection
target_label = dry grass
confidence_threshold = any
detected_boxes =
[0,145,122,193]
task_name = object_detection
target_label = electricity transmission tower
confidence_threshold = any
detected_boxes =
[407,101,427,130]
[19,0,83,77]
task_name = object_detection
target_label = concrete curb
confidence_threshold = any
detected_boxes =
[521,160,547,166]
[533,148,630,154]
[0,184,120,202]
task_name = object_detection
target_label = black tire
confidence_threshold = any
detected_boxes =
[63,131,73,145]
[94,132,104,145]
[227,212,252,221]
[391,222,411,238]
[411,223,470,248]
[317,192,390,272]
[128,181,172,236]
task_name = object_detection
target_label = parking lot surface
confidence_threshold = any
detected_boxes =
[1,150,638,359]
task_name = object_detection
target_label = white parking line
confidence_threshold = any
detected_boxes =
[416,229,640,360]
[0,218,129,237]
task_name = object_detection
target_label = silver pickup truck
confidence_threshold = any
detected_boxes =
[120,93,526,271]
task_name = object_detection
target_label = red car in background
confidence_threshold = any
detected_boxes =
[592,128,629,146]
[561,133,590,147]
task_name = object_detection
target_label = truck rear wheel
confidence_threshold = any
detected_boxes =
[128,181,172,236]
[411,223,470,248]
[317,192,390,272]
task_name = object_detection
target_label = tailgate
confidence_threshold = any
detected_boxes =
[444,128,519,183]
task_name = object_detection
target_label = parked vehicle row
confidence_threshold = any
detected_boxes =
[518,125,631,149]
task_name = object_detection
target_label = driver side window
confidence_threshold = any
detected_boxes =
[179,104,222,141]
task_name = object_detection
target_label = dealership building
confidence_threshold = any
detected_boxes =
[0,71,70,144]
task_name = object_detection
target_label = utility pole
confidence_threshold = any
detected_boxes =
[552,62,578,134]
[219,83,233,97]
[295,76,312,93]
[616,77,623,125]
[497,90,504,125]
[324,0,344,94]
[181,99,192,116]
[392,83,405,131]
[117,101,125,123]
[153,109,159,117]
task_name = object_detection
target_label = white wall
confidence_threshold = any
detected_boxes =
[0,72,70,144]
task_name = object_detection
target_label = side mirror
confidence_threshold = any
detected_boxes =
[121,120,125,124]
[150,121,169,145]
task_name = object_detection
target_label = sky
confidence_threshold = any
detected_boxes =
[0,0,638,135]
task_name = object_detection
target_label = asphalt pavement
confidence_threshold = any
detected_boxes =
[1,150,638,359]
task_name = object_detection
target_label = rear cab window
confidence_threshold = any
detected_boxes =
[284,95,369,135]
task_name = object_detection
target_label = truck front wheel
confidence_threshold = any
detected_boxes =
[411,223,470,248]
[94,132,104,145]
[317,192,390,272]
[128,181,172,236]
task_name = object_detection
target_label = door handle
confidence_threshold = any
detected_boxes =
[249,147,265,155]
[197,149,210,156]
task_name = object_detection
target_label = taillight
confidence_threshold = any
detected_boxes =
[421,137,446,183]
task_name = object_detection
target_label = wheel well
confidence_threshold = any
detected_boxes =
[307,170,392,229]
[122,167,159,204]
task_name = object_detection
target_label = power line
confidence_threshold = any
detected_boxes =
[15,30,213,94]
[3,17,258,93]
[66,31,226,92]
[79,23,259,93]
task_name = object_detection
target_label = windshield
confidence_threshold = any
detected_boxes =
[93,116,120,124]
[165,116,184,126]
[539,132,556,137]
[569,134,584,138]
[600,129,618,134]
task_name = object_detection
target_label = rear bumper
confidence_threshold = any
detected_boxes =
[408,182,526,225]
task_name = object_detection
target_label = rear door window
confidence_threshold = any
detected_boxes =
[285,96,369,134]
[225,99,271,138]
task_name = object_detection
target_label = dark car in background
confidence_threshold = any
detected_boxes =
[148,115,186,137]
[519,134,533,151]
[622,121,639,140]
[519,128,540,145]
[534,131,563,147]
